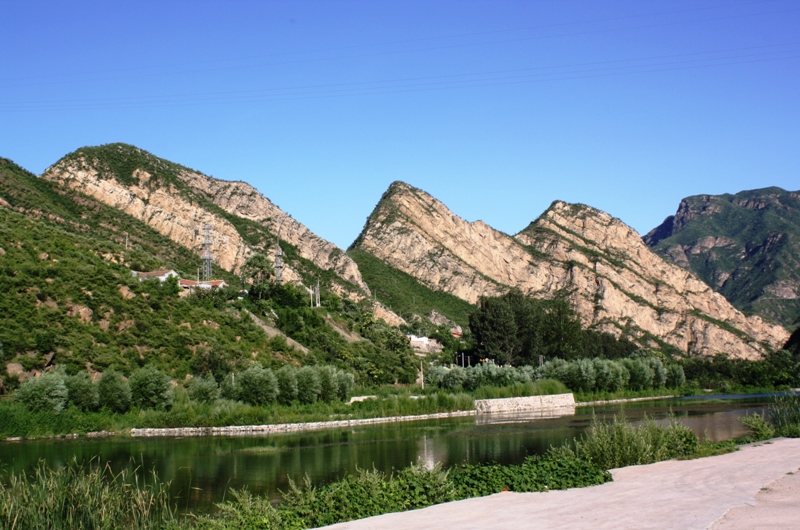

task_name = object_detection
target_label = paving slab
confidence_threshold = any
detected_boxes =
[319,438,800,530]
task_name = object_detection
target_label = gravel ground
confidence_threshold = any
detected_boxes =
[318,438,800,530]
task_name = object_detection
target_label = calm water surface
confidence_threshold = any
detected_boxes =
[0,397,769,513]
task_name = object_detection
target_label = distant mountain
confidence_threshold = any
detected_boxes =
[644,187,800,328]
[349,181,789,359]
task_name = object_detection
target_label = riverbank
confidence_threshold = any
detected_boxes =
[2,393,691,441]
[130,410,477,437]
[579,395,675,406]
[318,437,800,529]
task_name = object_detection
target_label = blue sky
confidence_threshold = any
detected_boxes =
[2,1,798,249]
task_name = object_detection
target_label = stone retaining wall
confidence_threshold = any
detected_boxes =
[129,394,577,438]
[130,410,476,437]
[474,393,575,414]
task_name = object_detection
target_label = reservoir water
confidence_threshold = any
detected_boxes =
[0,396,770,513]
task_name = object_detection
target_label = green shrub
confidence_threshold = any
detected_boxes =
[538,358,570,383]
[193,488,281,529]
[645,357,667,387]
[65,372,99,412]
[442,367,468,390]
[335,370,355,401]
[450,453,611,499]
[277,464,454,529]
[220,373,239,401]
[187,373,220,404]
[296,366,321,404]
[666,364,686,388]
[622,359,654,390]
[129,365,173,411]
[98,370,131,413]
[15,372,68,414]
[237,364,278,406]
[318,366,338,403]
[275,366,298,405]
[561,413,698,469]
[741,412,775,440]
[564,358,596,392]
[425,366,448,387]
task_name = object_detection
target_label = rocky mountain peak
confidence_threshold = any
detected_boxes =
[353,183,789,359]
[42,143,370,300]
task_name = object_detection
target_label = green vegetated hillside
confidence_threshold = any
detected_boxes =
[0,154,420,391]
[0,157,212,276]
[645,187,800,328]
[0,205,269,381]
[347,248,476,327]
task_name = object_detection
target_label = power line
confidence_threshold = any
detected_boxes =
[2,43,797,112]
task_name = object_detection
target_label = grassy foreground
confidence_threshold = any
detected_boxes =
[6,394,800,529]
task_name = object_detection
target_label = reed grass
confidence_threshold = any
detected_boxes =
[555,412,698,469]
[0,459,176,529]
[767,393,800,437]
[473,379,569,400]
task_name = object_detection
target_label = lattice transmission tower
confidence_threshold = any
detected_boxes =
[201,223,213,281]
[274,228,284,284]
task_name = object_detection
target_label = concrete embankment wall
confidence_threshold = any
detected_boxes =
[474,393,575,414]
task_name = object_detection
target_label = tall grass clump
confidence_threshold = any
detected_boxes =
[473,379,568,400]
[767,392,800,437]
[0,460,175,529]
[558,413,698,469]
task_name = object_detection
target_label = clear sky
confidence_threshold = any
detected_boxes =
[2,1,798,249]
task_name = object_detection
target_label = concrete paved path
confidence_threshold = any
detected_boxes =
[320,438,800,530]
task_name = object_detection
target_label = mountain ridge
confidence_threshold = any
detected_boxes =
[2,145,795,362]
[350,181,789,359]
[41,143,373,303]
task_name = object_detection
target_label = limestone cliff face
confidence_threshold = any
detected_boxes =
[352,182,789,359]
[176,172,369,294]
[40,146,368,301]
[43,158,251,273]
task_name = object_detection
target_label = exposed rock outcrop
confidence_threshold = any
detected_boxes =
[43,158,251,272]
[176,172,370,295]
[41,145,368,301]
[351,182,789,359]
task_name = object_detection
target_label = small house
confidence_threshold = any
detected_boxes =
[132,269,179,282]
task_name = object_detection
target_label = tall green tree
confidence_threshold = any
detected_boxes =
[541,296,585,360]
[243,253,274,299]
[470,295,519,365]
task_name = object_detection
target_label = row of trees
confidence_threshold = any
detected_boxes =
[425,356,686,393]
[15,366,170,414]
[13,363,358,415]
[215,364,354,406]
[463,290,799,392]
[538,356,685,392]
